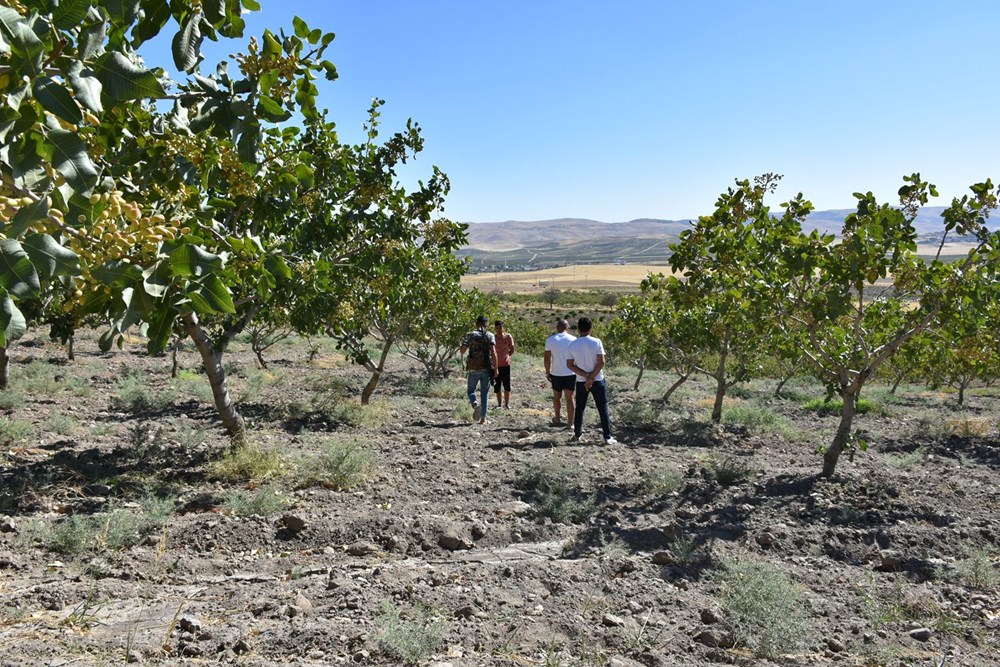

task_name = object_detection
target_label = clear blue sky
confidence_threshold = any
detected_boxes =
[146,1,999,223]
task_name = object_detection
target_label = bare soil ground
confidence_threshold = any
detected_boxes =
[1,328,998,666]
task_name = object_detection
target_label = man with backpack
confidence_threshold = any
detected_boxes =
[460,315,499,424]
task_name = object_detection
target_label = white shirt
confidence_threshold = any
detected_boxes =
[544,331,577,376]
[567,335,605,382]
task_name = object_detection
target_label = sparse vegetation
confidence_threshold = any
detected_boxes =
[514,461,597,523]
[722,404,798,439]
[223,485,291,517]
[639,462,683,496]
[211,443,287,482]
[375,600,447,664]
[716,557,813,658]
[293,438,375,490]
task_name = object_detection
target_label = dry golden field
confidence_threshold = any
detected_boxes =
[462,241,960,294]
[461,263,676,293]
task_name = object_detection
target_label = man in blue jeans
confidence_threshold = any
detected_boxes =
[459,315,498,425]
[566,317,619,445]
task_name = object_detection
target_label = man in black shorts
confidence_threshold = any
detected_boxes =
[543,319,576,426]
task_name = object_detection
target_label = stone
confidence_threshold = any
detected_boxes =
[693,629,735,648]
[878,549,905,572]
[756,532,777,547]
[0,516,16,533]
[517,430,531,439]
[346,541,378,556]
[178,616,202,633]
[827,637,846,652]
[454,605,476,619]
[233,639,251,654]
[651,551,674,565]
[908,627,932,642]
[498,501,533,517]
[294,592,314,616]
[700,608,720,625]
[602,613,626,627]
[660,523,681,541]
[280,515,307,534]
[438,530,473,551]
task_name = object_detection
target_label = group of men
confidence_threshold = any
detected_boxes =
[460,316,618,445]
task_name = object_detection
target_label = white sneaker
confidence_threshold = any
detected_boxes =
[569,433,581,443]
[604,437,620,445]
[472,404,482,422]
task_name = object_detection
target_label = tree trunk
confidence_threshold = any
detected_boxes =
[774,357,801,396]
[710,330,730,423]
[890,370,905,395]
[662,373,689,402]
[957,381,966,406]
[361,337,394,406]
[0,346,8,390]
[171,341,179,379]
[67,335,74,361]
[183,312,245,446]
[822,390,857,477]
[633,363,645,391]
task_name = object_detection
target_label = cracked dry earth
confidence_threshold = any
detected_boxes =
[0,329,999,667]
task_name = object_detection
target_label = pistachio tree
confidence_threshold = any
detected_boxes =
[772,175,999,476]
[396,287,499,381]
[0,0,254,385]
[660,174,813,421]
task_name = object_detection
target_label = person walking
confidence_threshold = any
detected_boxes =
[544,319,576,426]
[460,316,498,424]
[493,320,515,409]
[566,317,618,445]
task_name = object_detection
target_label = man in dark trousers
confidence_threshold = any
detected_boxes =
[565,317,619,445]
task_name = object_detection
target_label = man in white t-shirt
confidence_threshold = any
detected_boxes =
[565,317,618,445]
[544,319,576,426]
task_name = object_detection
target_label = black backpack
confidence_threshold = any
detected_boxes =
[466,330,493,371]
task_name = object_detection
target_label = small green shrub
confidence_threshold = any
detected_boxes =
[375,600,447,665]
[47,413,79,436]
[882,447,925,470]
[21,495,174,556]
[801,396,882,416]
[0,417,34,447]
[211,443,286,482]
[723,405,798,439]
[223,485,291,517]
[0,388,26,410]
[640,462,683,496]
[111,374,175,413]
[949,546,999,590]
[293,439,374,490]
[716,558,813,658]
[514,462,596,524]
[707,455,753,487]
[617,400,661,431]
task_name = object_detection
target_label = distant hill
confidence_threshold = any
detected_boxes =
[460,207,994,269]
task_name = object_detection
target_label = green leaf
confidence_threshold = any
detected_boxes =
[78,17,107,61]
[0,239,40,298]
[22,233,80,278]
[92,259,141,286]
[242,0,262,10]
[264,254,292,280]
[94,51,166,102]
[172,10,203,72]
[33,76,84,125]
[168,244,224,277]
[142,261,171,298]
[6,197,48,238]
[0,290,26,347]
[104,0,140,27]
[187,273,235,314]
[203,0,225,25]
[256,95,290,122]
[132,0,170,43]
[52,0,92,31]
[145,308,175,354]
[0,7,24,43]
[292,16,309,39]
[67,62,103,114]
[45,127,100,195]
